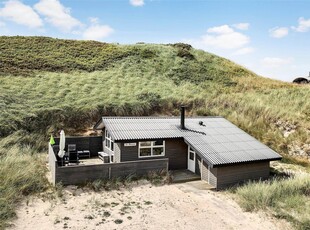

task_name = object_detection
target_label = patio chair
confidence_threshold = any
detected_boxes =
[68,144,79,164]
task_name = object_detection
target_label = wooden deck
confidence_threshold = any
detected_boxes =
[78,157,103,165]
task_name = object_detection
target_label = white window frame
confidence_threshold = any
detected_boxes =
[138,140,165,158]
[105,129,114,152]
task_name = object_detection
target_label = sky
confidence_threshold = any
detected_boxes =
[0,0,309,82]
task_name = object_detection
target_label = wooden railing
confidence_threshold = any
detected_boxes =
[51,158,169,185]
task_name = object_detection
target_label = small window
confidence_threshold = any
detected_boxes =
[189,151,194,160]
[139,140,165,158]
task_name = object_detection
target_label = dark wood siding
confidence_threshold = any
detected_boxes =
[200,160,270,189]
[120,141,139,162]
[166,139,187,170]
[54,158,169,185]
[216,161,270,189]
[119,138,187,170]
[54,136,102,157]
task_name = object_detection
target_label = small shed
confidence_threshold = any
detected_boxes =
[94,109,281,189]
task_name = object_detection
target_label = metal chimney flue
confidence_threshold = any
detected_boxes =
[180,106,186,129]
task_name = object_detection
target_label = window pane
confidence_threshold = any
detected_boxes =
[111,142,114,151]
[107,140,109,148]
[140,148,151,157]
[189,152,194,160]
[154,140,163,146]
[140,141,152,147]
[153,147,164,156]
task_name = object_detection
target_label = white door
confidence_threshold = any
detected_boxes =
[188,146,196,173]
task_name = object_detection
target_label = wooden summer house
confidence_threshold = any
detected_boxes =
[94,107,282,189]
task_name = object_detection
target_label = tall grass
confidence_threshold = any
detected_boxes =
[1,72,309,155]
[0,143,48,229]
[233,175,310,229]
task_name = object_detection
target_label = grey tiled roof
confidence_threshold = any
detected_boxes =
[95,117,282,166]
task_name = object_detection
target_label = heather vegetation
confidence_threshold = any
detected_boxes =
[0,36,309,228]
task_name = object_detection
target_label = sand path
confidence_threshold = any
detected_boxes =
[10,180,290,230]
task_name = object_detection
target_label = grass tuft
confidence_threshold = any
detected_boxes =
[0,145,48,229]
[233,174,310,229]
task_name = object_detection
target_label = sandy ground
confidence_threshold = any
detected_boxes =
[10,180,291,230]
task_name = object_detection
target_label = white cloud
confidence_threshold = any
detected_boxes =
[0,21,5,27]
[269,27,288,38]
[261,57,293,68]
[233,47,255,55]
[0,0,43,28]
[34,0,82,32]
[233,23,250,30]
[82,19,114,41]
[207,25,234,34]
[201,25,250,49]
[292,17,310,32]
[130,0,144,7]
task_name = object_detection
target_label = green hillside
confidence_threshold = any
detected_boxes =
[1,37,309,152]
[0,36,309,229]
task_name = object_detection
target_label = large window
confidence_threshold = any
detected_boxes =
[105,130,114,151]
[139,140,165,158]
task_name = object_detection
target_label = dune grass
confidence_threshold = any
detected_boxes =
[233,174,310,229]
[0,142,48,229]
[1,70,309,157]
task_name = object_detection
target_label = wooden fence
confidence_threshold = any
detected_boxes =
[48,143,169,185]
[54,136,102,157]
[48,143,58,184]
